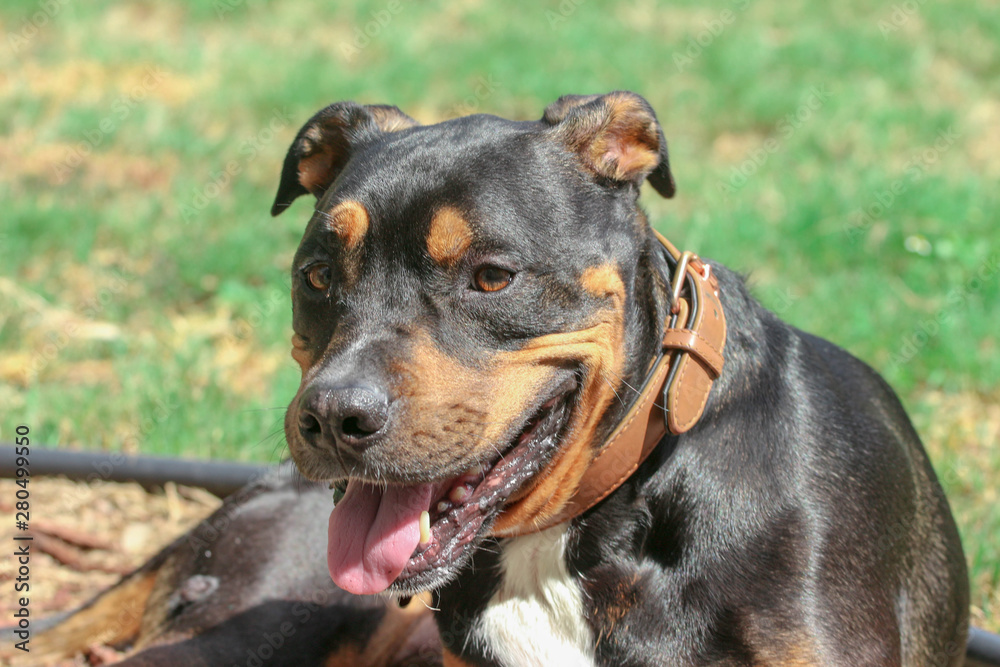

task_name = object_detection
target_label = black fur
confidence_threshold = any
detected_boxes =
[269,93,968,664]
[43,93,980,666]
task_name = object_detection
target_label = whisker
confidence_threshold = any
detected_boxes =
[600,366,668,412]
[416,595,440,612]
[240,406,289,414]
[599,373,629,410]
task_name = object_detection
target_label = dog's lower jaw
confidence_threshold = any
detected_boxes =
[471,524,596,667]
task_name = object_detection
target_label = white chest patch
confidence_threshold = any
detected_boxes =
[475,524,595,666]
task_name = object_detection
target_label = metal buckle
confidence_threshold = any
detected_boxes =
[670,251,697,314]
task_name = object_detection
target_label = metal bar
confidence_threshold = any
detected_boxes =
[968,626,1000,667]
[0,444,273,497]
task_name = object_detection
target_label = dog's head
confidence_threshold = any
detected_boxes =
[273,91,675,595]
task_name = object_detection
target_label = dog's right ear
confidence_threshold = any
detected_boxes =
[541,91,675,198]
[271,102,419,216]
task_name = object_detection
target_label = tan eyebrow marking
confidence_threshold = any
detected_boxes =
[580,264,623,299]
[426,206,473,265]
[325,200,370,251]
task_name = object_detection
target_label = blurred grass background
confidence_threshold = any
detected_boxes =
[0,0,997,629]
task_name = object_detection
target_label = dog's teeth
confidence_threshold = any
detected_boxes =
[449,485,470,503]
[437,500,450,513]
[419,511,431,545]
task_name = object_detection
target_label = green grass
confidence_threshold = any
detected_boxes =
[1,0,997,629]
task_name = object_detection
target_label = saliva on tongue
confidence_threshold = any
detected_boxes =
[327,479,435,595]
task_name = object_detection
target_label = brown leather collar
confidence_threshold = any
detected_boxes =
[503,231,727,536]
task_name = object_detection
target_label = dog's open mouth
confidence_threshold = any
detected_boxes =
[325,379,578,596]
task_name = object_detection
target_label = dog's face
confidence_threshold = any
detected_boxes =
[273,92,675,595]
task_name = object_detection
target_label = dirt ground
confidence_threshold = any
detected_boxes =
[0,477,221,665]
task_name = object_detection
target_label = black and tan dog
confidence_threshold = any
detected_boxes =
[32,92,996,666]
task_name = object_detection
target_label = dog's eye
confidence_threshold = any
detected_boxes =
[305,264,332,291]
[473,266,513,292]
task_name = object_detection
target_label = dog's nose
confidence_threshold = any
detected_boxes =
[297,384,390,452]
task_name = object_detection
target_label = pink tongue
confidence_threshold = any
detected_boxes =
[327,480,434,595]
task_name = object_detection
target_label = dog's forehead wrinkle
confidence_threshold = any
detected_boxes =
[333,122,551,211]
[359,117,525,169]
[344,273,422,324]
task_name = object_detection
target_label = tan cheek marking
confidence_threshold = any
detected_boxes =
[493,264,627,535]
[394,333,555,465]
[326,200,370,251]
[391,264,626,527]
[427,206,472,265]
[291,334,311,373]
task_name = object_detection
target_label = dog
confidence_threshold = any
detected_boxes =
[30,91,987,666]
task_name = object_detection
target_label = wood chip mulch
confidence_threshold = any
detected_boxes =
[0,477,220,621]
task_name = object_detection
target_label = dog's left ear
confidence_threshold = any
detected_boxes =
[541,91,675,198]
[271,102,419,216]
